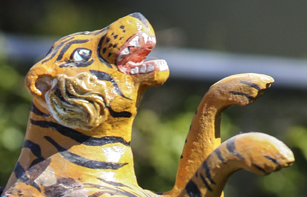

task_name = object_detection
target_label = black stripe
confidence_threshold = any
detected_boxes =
[240,80,261,90]
[264,155,280,166]
[98,56,112,68]
[185,180,202,197]
[29,158,45,168]
[90,70,131,100]
[44,136,128,170]
[97,35,113,68]
[90,69,112,81]
[76,59,94,67]
[229,91,254,100]
[14,162,28,182]
[226,137,244,159]
[42,37,74,64]
[108,107,132,118]
[59,59,94,68]
[13,162,41,192]
[91,136,130,146]
[214,149,225,163]
[45,46,53,56]
[253,164,268,174]
[97,177,130,188]
[202,161,216,185]
[22,140,43,159]
[30,119,131,146]
[56,39,90,61]
[199,173,213,192]
[30,103,50,117]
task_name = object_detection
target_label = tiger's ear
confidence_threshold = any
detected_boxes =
[24,63,55,98]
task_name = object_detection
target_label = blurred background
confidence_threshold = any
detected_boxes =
[1,0,307,196]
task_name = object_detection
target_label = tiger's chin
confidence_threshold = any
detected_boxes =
[46,72,110,130]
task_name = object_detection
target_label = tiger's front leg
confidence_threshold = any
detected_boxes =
[164,73,274,196]
[178,132,294,197]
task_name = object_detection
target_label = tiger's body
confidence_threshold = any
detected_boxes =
[2,13,294,197]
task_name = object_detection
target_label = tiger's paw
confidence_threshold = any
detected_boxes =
[232,132,294,175]
[208,73,274,107]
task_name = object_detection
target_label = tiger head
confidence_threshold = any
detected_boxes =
[25,13,169,130]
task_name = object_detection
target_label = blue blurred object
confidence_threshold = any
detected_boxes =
[2,33,307,89]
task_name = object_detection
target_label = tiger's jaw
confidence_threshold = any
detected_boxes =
[115,32,168,75]
[114,27,169,86]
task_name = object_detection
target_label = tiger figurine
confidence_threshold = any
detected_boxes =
[1,13,294,197]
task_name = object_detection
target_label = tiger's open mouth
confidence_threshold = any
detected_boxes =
[115,32,169,75]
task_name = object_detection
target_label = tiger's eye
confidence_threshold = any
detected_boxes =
[73,48,91,62]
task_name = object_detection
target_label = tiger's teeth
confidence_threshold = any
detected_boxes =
[147,64,155,72]
[128,61,168,75]
[129,36,139,47]
[121,47,130,55]
[140,64,147,73]
[130,67,139,75]
[156,60,168,71]
[117,47,130,62]
[142,32,149,44]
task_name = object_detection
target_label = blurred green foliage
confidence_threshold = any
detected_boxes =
[0,59,31,186]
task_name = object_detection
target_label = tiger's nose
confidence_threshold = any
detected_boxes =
[129,12,149,28]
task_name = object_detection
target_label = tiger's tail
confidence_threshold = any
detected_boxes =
[179,132,294,197]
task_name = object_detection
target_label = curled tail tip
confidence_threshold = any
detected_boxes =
[212,73,274,90]
[258,74,274,89]
[259,74,274,84]
[243,73,274,87]
[235,132,294,173]
[270,136,295,167]
[237,73,274,84]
